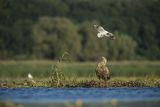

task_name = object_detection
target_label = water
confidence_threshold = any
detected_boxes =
[0,87,160,107]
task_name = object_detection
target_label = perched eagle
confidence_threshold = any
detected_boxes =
[95,57,110,81]
[93,24,115,40]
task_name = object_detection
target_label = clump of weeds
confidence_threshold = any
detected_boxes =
[49,52,70,87]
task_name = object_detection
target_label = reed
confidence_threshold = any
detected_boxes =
[0,61,160,78]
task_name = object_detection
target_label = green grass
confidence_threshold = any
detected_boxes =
[0,60,160,79]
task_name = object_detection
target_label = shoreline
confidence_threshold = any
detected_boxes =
[0,78,160,88]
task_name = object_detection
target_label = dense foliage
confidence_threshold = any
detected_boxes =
[0,0,160,60]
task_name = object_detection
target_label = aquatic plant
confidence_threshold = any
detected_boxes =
[49,52,69,87]
[49,64,65,87]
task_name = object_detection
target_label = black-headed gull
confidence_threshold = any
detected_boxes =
[94,25,115,40]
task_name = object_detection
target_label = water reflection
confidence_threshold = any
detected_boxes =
[0,87,160,107]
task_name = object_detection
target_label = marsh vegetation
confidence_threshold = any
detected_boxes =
[0,60,160,88]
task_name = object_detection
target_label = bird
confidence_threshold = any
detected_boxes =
[28,73,36,83]
[93,24,116,40]
[28,73,33,79]
[95,56,110,81]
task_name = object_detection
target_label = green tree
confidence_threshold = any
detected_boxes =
[12,19,34,58]
[138,23,160,59]
[0,0,160,60]
[0,25,13,59]
[78,21,109,61]
[32,16,81,60]
[107,32,137,60]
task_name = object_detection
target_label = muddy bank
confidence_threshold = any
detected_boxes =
[0,79,160,88]
[66,79,160,88]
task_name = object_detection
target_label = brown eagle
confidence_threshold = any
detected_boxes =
[95,56,110,81]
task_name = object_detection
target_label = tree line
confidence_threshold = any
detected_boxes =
[0,0,160,61]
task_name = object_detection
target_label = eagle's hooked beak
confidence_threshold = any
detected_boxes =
[101,56,107,65]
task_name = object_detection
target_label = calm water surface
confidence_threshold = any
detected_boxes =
[0,87,160,103]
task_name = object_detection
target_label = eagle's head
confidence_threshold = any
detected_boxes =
[101,56,107,65]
